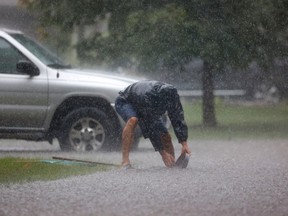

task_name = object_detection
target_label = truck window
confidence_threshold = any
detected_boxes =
[0,37,28,74]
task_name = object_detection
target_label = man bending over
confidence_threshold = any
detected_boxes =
[115,80,191,168]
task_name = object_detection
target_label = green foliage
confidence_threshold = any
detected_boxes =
[0,157,109,184]
[124,4,197,71]
[21,0,288,71]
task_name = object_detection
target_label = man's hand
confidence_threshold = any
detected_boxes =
[180,141,191,156]
[160,150,175,167]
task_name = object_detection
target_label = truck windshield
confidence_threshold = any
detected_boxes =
[10,33,71,69]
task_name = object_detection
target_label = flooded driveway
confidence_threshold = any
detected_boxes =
[1,139,288,216]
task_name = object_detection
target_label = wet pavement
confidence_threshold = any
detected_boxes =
[0,139,288,216]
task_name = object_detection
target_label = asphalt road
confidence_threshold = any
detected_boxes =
[0,138,288,216]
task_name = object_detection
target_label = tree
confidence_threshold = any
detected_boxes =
[21,0,288,126]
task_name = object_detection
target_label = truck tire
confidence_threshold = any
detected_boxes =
[58,107,120,152]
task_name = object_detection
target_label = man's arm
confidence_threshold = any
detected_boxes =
[167,92,188,143]
[121,117,138,167]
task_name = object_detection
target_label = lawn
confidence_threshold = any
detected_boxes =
[182,100,288,139]
[0,157,112,185]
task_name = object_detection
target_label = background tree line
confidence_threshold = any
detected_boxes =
[20,0,288,126]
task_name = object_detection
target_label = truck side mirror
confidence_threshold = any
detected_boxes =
[17,60,40,76]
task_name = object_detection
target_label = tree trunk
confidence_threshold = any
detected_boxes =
[202,61,217,127]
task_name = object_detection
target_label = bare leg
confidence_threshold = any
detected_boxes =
[121,117,138,166]
[159,133,175,167]
[161,133,175,158]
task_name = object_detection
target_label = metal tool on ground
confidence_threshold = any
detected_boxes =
[52,156,119,167]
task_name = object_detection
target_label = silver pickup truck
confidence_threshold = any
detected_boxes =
[0,28,141,152]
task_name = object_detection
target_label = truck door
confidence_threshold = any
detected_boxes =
[0,37,48,130]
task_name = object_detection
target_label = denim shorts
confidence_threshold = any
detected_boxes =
[115,96,168,152]
[115,96,137,122]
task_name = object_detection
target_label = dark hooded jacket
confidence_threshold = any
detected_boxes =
[119,80,188,143]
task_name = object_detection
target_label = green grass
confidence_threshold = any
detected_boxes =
[182,100,288,140]
[0,157,111,185]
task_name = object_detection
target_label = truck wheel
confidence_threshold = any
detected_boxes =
[58,107,119,152]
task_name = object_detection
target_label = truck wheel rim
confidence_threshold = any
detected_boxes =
[68,117,105,151]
